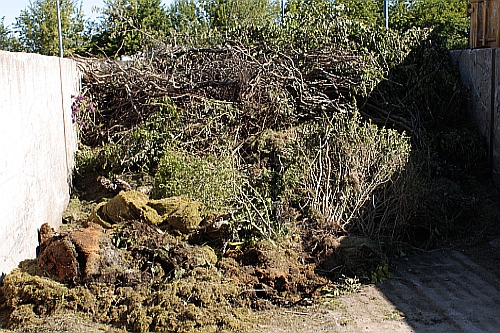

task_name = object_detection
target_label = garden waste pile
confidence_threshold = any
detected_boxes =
[1,14,496,333]
[0,190,334,333]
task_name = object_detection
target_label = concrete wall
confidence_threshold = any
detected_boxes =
[450,48,500,187]
[0,51,79,276]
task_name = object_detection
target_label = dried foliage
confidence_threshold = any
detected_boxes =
[75,41,377,148]
[296,115,410,233]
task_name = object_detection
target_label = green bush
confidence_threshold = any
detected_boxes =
[153,149,238,213]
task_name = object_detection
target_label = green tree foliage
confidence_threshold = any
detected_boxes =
[8,0,469,57]
[334,0,384,25]
[0,17,14,51]
[285,0,337,26]
[0,18,22,52]
[161,0,282,47]
[334,0,469,49]
[14,0,86,56]
[390,0,469,49]
[200,0,281,29]
[167,0,205,32]
[90,0,170,56]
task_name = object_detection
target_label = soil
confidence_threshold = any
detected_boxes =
[0,215,330,333]
[250,237,500,333]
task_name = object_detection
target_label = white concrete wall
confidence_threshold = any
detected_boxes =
[0,51,79,276]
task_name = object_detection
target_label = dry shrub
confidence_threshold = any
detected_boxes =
[289,113,410,235]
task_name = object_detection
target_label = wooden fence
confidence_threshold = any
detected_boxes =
[469,0,500,48]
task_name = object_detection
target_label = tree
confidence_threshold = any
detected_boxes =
[91,0,170,57]
[334,0,469,49]
[0,17,15,51]
[167,0,205,32]
[14,0,86,56]
[200,0,280,29]
[390,0,469,49]
[334,0,384,26]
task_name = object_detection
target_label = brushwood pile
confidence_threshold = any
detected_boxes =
[1,16,495,333]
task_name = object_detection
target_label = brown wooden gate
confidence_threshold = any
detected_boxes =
[469,0,500,48]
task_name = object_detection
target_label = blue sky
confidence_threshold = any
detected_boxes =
[1,0,174,28]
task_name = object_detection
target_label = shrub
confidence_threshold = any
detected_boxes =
[153,149,238,213]
[287,112,411,235]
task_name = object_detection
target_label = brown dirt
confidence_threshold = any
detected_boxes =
[0,217,332,333]
[2,235,499,333]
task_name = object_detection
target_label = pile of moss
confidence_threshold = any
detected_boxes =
[0,194,330,333]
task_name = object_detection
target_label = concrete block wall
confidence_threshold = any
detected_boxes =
[450,48,500,187]
[0,51,79,276]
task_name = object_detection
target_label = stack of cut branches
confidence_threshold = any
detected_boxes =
[75,41,375,147]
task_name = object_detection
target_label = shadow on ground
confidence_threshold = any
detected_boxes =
[250,237,500,333]
[377,239,500,333]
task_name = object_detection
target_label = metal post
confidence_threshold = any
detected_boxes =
[56,0,63,57]
[384,0,389,29]
[281,0,285,24]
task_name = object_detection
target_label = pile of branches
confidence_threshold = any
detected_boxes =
[72,25,479,256]
[75,41,377,148]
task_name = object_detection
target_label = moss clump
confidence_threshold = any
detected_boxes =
[1,267,250,333]
[0,269,104,329]
[88,201,111,228]
[149,196,206,233]
[89,191,208,234]
[0,222,257,333]
[102,190,162,225]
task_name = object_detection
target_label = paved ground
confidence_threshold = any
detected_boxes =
[253,238,500,333]
[377,246,500,332]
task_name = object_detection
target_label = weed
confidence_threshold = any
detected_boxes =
[384,310,405,321]
[370,262,394,283]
